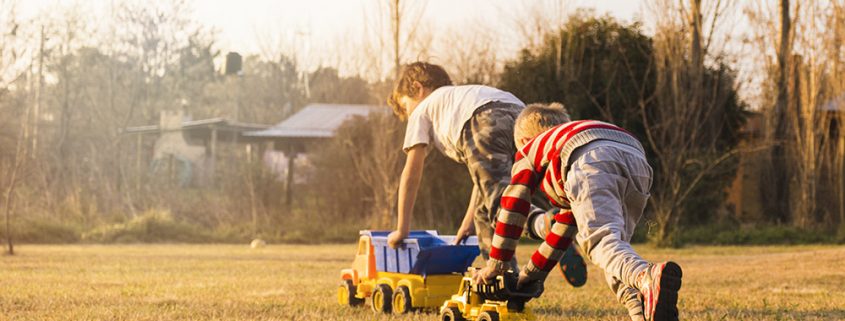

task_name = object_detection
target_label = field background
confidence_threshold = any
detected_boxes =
[1,244,844,321]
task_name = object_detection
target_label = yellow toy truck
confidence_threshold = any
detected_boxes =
[439,270,537,321]
[338,230,480,314]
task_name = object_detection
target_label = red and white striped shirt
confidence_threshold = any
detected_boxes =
[488,120,644,275]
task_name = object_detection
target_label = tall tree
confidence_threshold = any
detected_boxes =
[769,0,792,223]
[0,0,22,255]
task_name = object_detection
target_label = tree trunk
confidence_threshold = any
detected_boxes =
[4,100,28,256]
[839,133,845,237]
[690,0,703,70]
[392,0,401,80]
[768,0,792,223]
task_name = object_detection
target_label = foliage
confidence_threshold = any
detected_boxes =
[680,223,840,245]
[306,112,470,231]
[81,209,215,243]
[308,67,377,104]
[500,13,654,133]
[499,13,747,247]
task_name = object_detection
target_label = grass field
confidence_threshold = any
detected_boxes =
[1,244,844,321]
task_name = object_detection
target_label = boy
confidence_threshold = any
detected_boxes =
[384,61,532,263]
[474,103,683,321]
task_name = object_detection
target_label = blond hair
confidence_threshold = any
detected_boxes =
[387,62,453,120]
[515,102,572,141]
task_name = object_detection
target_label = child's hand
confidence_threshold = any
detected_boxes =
[517,270,545,298]
[473,264,504,285]
[452,222,476,245]
[387,230,407,249]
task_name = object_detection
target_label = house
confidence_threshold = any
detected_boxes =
[244,103,386,204]
[122,110,268,186]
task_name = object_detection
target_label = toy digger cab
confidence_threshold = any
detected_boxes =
[338,230,479,314]
[472,271,531,312]
[439,270,537,321]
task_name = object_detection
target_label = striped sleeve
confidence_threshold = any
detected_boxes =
[488,136,547,266]
[522,210,578,280]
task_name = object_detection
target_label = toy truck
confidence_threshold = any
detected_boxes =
[338,230,480,314]
[439,270,536,321]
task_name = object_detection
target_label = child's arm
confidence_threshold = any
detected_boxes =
[474,155,541,283]
[452,186,478,245]
[520,210,577,283]
[387,144,426,248]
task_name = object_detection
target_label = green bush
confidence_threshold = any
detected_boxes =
[274,212,362,244]
[81,209,215,243]
[680,224,838,245]
[0,218,82,243]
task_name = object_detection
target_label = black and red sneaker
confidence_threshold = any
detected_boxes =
[640,261,683,321]
[558,246,587,287]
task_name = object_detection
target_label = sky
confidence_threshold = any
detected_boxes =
[11,0,764,106]
[188,0,642,55]
[16,0,646,73]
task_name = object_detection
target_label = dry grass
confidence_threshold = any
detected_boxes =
[1,244,844,320]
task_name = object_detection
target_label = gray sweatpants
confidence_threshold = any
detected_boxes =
[564,140,652,311]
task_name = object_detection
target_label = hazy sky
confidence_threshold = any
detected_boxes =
[188,0,643,54]
[17,1,646,71]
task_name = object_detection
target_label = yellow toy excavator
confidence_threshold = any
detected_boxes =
[439,268,537,321]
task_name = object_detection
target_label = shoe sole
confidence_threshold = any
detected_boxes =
[558,246,587,287]
[653,261,683,321]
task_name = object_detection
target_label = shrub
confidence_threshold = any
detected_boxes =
[680,224,837,245]
[0,218,82,243]
[81,209,214,243]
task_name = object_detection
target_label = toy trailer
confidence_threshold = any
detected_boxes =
[338,230,480,314]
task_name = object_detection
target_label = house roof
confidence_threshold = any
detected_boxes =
[122,117,268,134]
[244,103,385,138]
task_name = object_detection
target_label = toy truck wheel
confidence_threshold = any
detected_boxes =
[439,307,465,321]
[371,284,393,313]
[338,280,364,307]
[392,285,413,314]
[477,311,500,321]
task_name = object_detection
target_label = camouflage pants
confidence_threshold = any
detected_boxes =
[457,102,547,265]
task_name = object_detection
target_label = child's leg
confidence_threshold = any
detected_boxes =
[459,102,523,270]
[606,272,645,320]
[566,145,682,320]
[563,145,651,290]
[469,190,491,259]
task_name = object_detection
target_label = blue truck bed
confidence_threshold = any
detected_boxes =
[365,230,479,276]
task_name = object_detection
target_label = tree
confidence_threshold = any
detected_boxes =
[642,0,747,245]
[308,67,376,104]
[308,113,404,227]
[307,112,470,231]
[500,13,654,138]
[435,24,501,85]
[500,11,747,246]
[358,0,429,81]
[0,0,24,255]
[747,0,845,233]
[770,0,793,223]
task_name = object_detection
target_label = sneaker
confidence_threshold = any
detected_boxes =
[639,261,683,321]
[558,246,587,287]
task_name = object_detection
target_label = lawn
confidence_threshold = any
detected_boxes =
[1,243,844,320]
